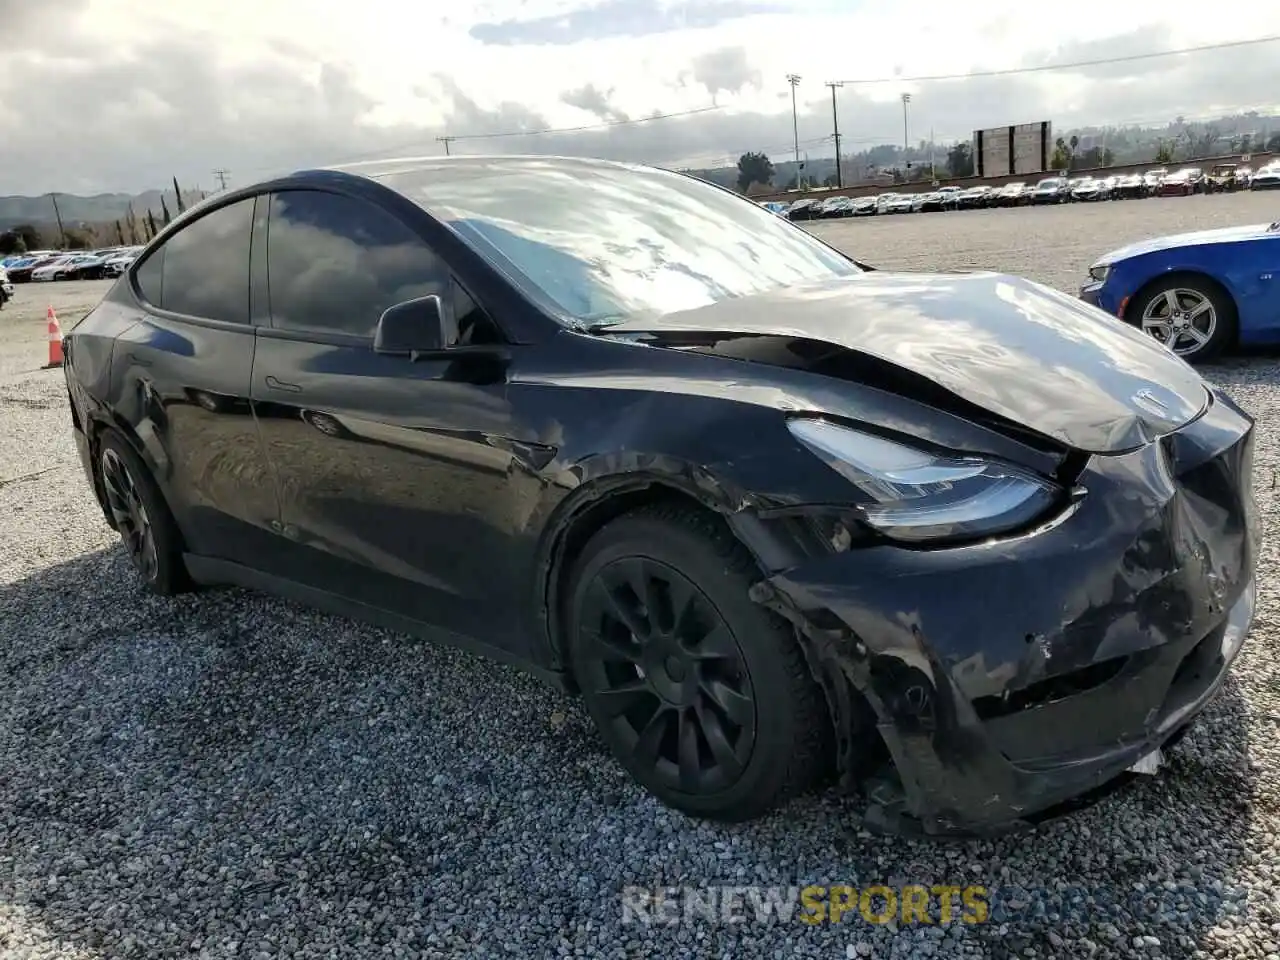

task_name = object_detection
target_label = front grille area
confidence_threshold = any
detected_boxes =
[1168,623,1226,705]
[971,656,1129,721]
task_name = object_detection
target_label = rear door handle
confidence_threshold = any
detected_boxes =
[264,375,302,394]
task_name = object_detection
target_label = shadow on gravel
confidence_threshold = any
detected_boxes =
[0,546,1264,958]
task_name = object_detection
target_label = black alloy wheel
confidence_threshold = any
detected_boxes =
[98,431,191,594]
[569,504,830,821]
[101,446,159,581]
[578,555,757,795]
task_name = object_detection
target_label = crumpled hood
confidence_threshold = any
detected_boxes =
[598,272,1210,454]
[1098,222,1278,263]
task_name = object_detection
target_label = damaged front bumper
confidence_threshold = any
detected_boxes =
[756,387,1259,836]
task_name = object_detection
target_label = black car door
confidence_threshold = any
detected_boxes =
[112,195,284,566]
[249,187,541,656]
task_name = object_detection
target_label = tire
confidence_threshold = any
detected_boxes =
[1129,276,1237,364]
[97,429,192,595]
[568,502,830,821]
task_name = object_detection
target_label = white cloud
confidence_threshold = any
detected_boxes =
[2,0,1280,194]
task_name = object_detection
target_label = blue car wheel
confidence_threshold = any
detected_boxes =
[1130,276,1237,364]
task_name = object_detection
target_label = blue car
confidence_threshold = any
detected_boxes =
[1079,221,1280,363]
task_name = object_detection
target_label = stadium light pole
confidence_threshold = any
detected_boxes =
[786,74,802,176]
[901,92,911,153]
[825,81,844,188]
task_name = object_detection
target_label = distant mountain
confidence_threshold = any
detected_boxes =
[0,188,205,231]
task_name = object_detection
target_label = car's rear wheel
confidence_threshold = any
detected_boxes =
[1132,276,1237,363]
[568,503,830,821]
[98,430,192,595]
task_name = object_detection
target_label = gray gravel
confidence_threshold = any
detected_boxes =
[2,192,1280,959]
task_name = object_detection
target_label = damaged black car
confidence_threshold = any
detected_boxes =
[63,156,1258,835]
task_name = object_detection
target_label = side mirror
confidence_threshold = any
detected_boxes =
[373,295,450,357]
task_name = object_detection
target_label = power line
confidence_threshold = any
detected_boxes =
[786,74,802,169]
[301,103,725,171]
[672,135,833,171]
[446,103,723,142]
[436,136,456,156]
[833,34,1280,86]
[825,82,844,188]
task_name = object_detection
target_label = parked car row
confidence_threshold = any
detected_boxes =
[0,246,144,283]
[767,161,1280,220]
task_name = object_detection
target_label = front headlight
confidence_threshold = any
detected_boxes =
[1088,263,1110,283]
[786,419,1060,543]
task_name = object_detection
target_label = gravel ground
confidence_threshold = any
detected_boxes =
[2,193,1280,959]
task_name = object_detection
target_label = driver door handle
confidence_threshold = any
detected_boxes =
[264,375,302,394]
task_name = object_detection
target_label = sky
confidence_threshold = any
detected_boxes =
[3,0,1280,196]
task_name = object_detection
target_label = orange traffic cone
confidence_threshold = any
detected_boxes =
[45,306,64,368]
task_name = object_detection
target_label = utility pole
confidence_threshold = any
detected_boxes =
[901,93,911,153]
[437,136,456,156]
[49,193,67,249]
[930,127,936,180]
[786,74,802,183]
[212,169,230,191]
[825,81,844,188]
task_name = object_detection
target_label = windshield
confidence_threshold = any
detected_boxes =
[1037,179,1061,187]
[377,158,862,327]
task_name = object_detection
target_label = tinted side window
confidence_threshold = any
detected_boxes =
[160,198,254,324]
[134,246,164,306]
[266,190,447,338]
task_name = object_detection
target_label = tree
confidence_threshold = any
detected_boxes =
[946,142,974,178]
[114,220,126,245]
[1076,146,1113,169]
[1266,131,1280,153]
[0,232,27,255]
[736,151,775,192]
[146,209,159,239]
[161,194,172,226]
[125,204,140,244]
[1154,141,1175,164]
[1192,125,1220,158]
[1051,140,1070,171]
[173,176,187,214]
[5,224,42,251]
[64,227,95,250]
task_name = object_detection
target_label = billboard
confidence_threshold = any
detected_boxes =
[974,121,1052,178]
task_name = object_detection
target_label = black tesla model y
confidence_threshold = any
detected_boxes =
[63,156,1258,835]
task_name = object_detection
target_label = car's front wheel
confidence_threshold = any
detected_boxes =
[569,503,830,821]
[1131,276,1237,363]
[98,430,192,595]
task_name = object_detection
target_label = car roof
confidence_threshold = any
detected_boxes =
[322,154,653,185]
